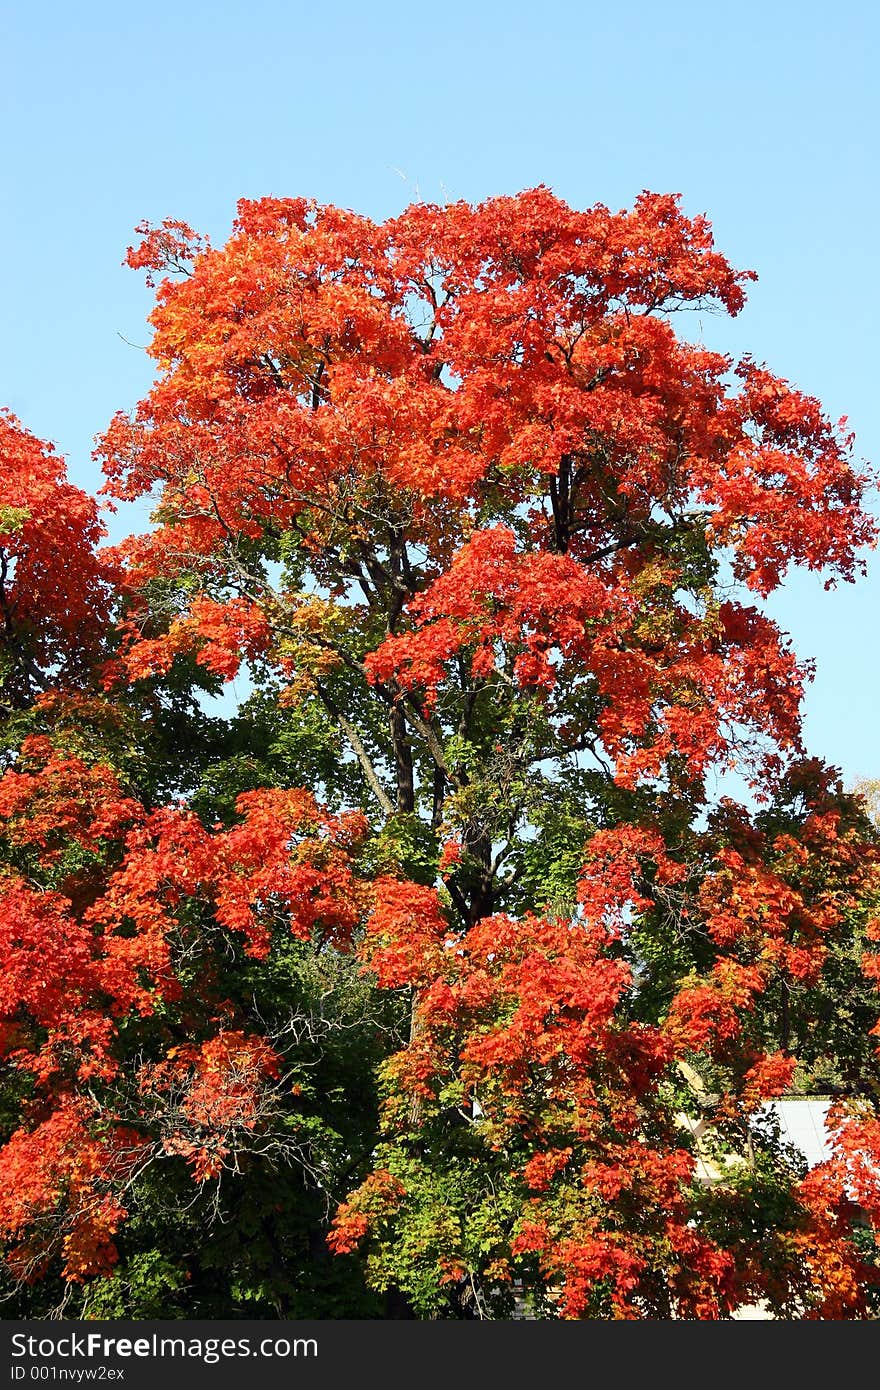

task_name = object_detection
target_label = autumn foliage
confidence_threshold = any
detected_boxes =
[0,414,116,706]
[2,188,880,1318]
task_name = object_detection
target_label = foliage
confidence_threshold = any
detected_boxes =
[1,188,879,1318]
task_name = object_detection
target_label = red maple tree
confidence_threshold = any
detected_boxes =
[1,189,879,1317]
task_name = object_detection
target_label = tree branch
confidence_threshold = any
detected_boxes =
[314,681,394,816]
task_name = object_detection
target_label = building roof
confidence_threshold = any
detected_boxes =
[765,1099,833,1169]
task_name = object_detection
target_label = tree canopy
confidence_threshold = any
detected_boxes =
[2,188,880,1319]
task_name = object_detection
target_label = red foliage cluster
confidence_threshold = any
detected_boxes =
[138,1031,281,1181]
[97,190,871,797]
[335,788,880,1316]
[0,736,371,1278]
[0,413,116,695]
[0,1097,145,1283]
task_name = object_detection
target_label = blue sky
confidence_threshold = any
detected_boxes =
[2,0,877,782]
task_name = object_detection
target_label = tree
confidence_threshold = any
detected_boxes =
[0,412,116,714]
[0,716,401,1316]
[1,188,879,1317]
[0,426,395,1318]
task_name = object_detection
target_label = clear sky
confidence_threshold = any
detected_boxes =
[2,0,877,783]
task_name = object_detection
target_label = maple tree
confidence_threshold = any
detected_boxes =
[2,188,880,1318]
[0,714,400,1314]
[0,413,116,713]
